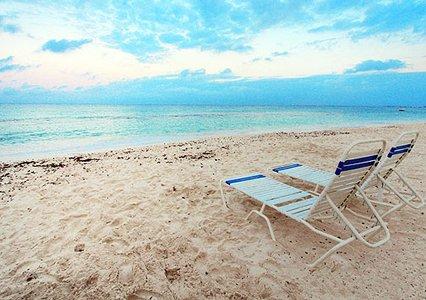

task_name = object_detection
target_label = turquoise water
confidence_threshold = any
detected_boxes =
[0,104,425,161]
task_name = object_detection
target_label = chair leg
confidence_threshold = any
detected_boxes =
[219,181,229,209]
[245,210,256,220]
[246,204,276,241]
[393,170,425,209]
[377,183,384,203]
[379,174,424,209]
[309,237,354,269]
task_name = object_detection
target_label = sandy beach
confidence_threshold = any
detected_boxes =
[0,123,425,299]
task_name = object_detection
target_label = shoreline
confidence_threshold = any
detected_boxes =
[2,121,425,164]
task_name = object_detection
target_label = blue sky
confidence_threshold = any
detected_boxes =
[0,1,425,105]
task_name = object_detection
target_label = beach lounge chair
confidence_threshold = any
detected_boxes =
[219,139,390,268]
[361,131,424,217]
[272,131,424,217]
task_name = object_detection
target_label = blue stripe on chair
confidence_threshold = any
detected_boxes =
[225,174,266,185]
[337,154,378,169]
[387,144,412,158]
[272,163,302,173]
[387,148,411,158]
[392,143,411,151]
[335,160,376,175]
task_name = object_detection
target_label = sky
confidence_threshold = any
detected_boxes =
[0,0,425,105]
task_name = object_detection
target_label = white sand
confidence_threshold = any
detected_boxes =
[0,123,425,299]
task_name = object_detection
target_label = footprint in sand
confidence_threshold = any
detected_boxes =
[13,259,41,276]
[257,272,288,290]
[103,236,130,250]
[43,235,66,254]
[36,273,60,283]
[217,237,240,252]
[259,258,284,274]
[59,213,88,223]
[110,217,122,226]
[115,202,140,214]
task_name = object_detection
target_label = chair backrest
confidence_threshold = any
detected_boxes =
[379,131,419,179]
[360,131,419,191]
[308,139,387,218]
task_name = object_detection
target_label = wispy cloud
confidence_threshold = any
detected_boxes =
[251,52,287,63]
[42,39,92,53]
[0,15,20,33]
[345,59,406,74]
[179,68,206,77]
[271,51,289,57]
[0,56,26,73]
[219,68,233,76]
[251,57,272,62]
[309,1,426,39]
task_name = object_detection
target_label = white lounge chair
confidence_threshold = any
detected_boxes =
[272,131,424,217]
[220,139,390,268]
[361,131,424,217]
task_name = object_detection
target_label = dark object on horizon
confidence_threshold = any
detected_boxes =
[398,108,405,111]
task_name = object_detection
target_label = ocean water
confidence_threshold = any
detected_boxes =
[0,104,425,161]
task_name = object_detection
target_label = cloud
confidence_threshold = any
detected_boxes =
[309,1,426,39]
[1,72,425,107]
[272,51,289,57]
[345,59,406,74]
[353,1,426,39]
[219,68,233,76]
[1,1,426,59]
[0,1,425,90]
[179,68,206,77]
[305,38,339,50]
[309,20,361,34]
[0,15,20,33]
[42,39,92,53]
[0,56,12,64]
[69,1,316,57]
[2,23,19,33]
[251,57,272,62]
[89,1,425,57]
[249,51,288,63]
[251,51,289,62]
[0,56,26,73]
[159,33,186,44]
